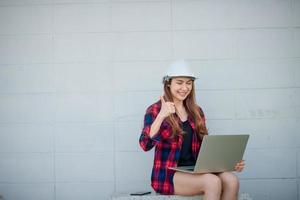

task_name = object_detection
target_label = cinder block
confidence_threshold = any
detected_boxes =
[115,120,142,152]
[115,152,153,183]
[239,148,296,179]
[0,153,54,182]
[191,60,237,90]
[0,124,53,153]
[207,118,300,149]
[294,28,300,57]
[297,149,300,177]
[0,183,54,200]
[291,59,300,86]
[54,93,114,122]
[293,0,300,26]
[298,178,300,200]
[54,62,113,93]
[53,33,114,62]
[113,32,172,61]
[114,91,160,121]
[54,122,114,153]
[0,94,56,123]
[0,5,52,34]
[111,0,168,1]
[0,35,52,64]
[54,3,111,33]
[55,153,114,182]
[54,0,109,3]
[237,29,293,58]
[235,89,294,119]
[240,179,297,200]
[0,0,51,6]
[291,88,300,118]
[173,30,235,59]
[56,182,114,200]
[0,64,55,94]
[237,0,291,27]
[173,0,236,29]
[196,90,236,120]
[116,181,152,194]
[229,59,295,89]
[112,2,171,31]
[113,61,167,91]
[191,59,296,90]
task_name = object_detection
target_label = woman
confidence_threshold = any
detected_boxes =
[139,60,245,200]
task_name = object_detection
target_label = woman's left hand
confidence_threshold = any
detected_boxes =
[234,160,245,172]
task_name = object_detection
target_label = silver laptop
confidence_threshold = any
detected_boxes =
[169,135,249,174]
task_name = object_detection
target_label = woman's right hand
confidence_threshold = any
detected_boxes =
[158,96,176,119]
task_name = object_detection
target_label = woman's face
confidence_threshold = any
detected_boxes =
[169,77,193,102]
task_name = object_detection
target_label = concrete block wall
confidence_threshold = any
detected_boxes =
[0,0,299,200]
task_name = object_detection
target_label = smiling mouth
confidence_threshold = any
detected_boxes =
[178,92,188,96]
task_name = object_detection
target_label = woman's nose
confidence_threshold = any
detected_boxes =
[181,84,189,90]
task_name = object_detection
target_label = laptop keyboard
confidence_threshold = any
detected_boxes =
[178,166,195,171]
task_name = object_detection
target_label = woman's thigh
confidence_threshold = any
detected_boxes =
[173,172,221,196]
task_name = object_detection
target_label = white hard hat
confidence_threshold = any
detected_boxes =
[163,60,196,82]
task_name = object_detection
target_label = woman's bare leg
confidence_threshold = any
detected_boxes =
[217,172,239,200]
[173,172,222,200]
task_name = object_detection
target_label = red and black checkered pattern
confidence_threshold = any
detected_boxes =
[139,100,206,195]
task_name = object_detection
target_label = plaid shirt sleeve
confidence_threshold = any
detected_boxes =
[139,102,166,151]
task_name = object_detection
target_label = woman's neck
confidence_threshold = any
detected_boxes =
[173,99,188,122]
[173,99,184,109]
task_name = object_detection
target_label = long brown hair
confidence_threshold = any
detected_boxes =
[163,78,208,139]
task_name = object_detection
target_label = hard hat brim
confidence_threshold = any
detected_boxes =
[162,75,197,83]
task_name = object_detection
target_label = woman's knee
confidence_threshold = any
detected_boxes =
[201,174,222,193]
[219,172,240,190]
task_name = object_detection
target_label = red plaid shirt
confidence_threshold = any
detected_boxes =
[139,100,206,195]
